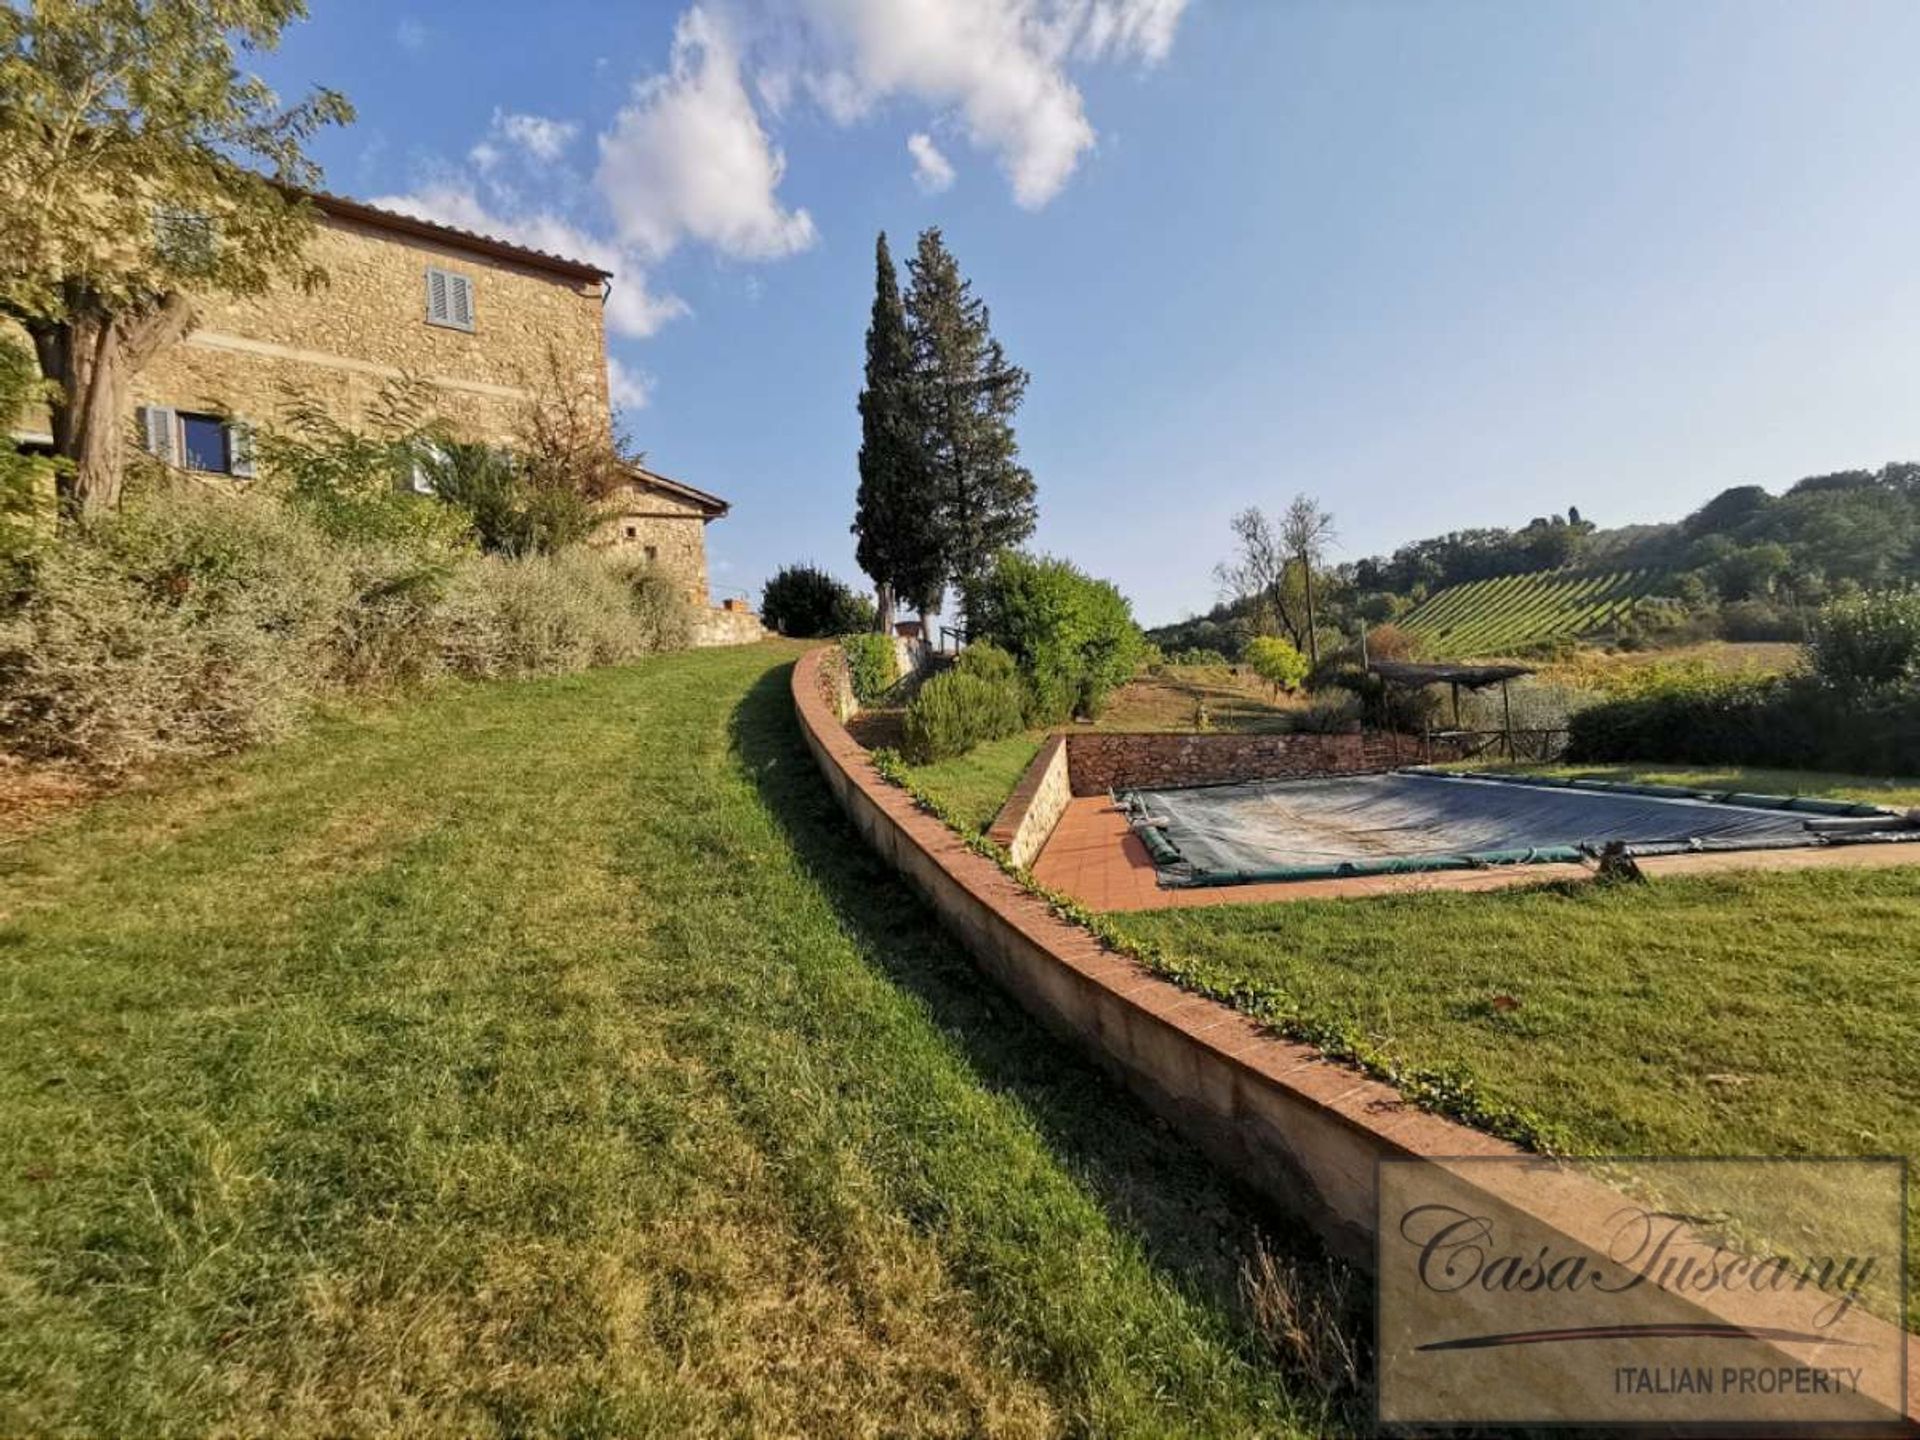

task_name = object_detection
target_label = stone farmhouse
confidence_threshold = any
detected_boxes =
[9,191,760,641]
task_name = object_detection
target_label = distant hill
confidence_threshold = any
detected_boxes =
[1148,462,1919,662]
[1398,567,1672,657]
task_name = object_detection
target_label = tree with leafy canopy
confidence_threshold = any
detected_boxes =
[1244,634,1308,697]
[904,227,1035,609]
[0,0,353,516]
[852,232,944,630]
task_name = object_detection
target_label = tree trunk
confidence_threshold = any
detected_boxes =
[1299,553,1319,668]
[875,581,894,633]
[28,290,195,517]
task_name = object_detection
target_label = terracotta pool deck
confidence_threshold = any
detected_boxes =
[1030,794,1920,913]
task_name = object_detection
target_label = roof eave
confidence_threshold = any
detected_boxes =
[301,189,612,284]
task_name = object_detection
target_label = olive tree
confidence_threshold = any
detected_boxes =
[0,0,352,514]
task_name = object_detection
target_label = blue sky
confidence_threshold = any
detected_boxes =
[264,0,1920,624]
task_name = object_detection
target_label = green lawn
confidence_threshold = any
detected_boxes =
[1115,865,1920,1317]
[0,643,1353,1437]
[900,731,1047,833]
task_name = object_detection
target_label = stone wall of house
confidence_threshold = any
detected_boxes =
[126,212,610,444]
[5,207,731,617]
[594,484,711,606]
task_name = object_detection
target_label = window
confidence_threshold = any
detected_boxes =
[623,523,639,540]
[136,407,254,477]
[644,545,658,563]
[179,414,230,473]
[425,266,475,331]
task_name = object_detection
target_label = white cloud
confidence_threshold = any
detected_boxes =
[770,0,1191,208]
[395,18,427,52]
[468,140,503,172]
[496,111,579,162]
[906,132,955,194]
[606,355,654,410]
[1073,0,1188,64]
[596,7,818,262]
[368,182,689,338]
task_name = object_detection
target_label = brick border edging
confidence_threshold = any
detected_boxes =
[789,646,1513,1265]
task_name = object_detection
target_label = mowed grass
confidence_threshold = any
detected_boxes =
[901,732,1046,833]
[1114,866,1920,1316]
[0,642,1352,1437]
[1469,760,1920,812]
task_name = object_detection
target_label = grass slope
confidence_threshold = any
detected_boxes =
[1401,566,1668,655]
[0,643,1349,1436]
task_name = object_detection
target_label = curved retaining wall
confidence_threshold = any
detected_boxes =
[790,646,1514,1263]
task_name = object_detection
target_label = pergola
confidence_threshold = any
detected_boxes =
[1367,660,1535,754]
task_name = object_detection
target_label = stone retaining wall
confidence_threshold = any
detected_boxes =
[693,605,769,648]
[1063,731,1368,796]
[986,735,1071,869]
[1061,729,1475,796]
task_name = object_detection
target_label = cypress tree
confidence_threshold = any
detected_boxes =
[852,232,945,628]
[904,227,1037,612]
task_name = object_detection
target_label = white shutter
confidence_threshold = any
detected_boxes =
[449,274,473,329]
[226,420,256,479]
[426,267,448,324]
[138,405,176,463]
[408,440,444,495]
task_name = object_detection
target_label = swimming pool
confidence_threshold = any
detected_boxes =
[1117,770,1920,887]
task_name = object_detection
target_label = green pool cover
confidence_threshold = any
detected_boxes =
[1117,769,1920,887]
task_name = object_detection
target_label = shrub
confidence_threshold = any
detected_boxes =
[1718,598,1806,643]
[1454,678,1599,732]
[840,631,900,704]
[1808,589,1920,692]
[1362,622,1419,663]
[420,440,603,557]
[962,551,1146,723]
[1293,691,1362,733]
[761,564,876,638]
[1566,673,1920,777]
[1244,635,1308,695]
[0,478,695,771]
[954,638,1018,683]
[901,667,1025,763]
[621,562,697,655]
[441,550,652,678]
[0,483,349,770]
